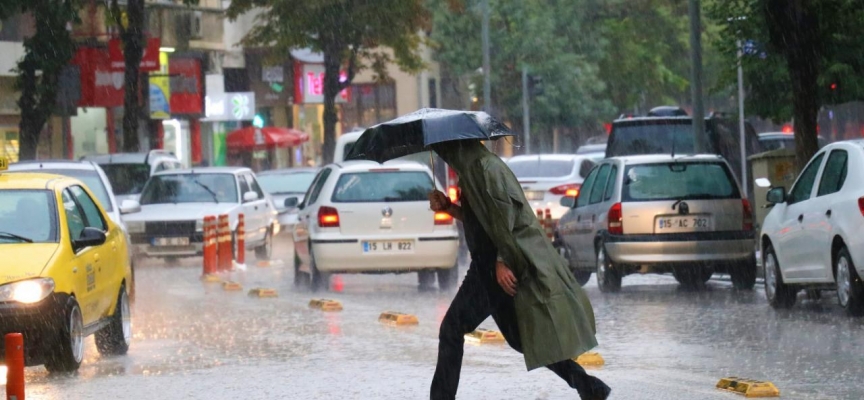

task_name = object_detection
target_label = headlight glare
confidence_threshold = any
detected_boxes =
[0,278,55,304]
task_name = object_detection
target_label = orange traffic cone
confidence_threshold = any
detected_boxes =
[332,275,344,292]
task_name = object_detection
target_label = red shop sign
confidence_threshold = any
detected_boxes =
[108,37,161,72]
[169,58,203,115]
[71,47,124,108]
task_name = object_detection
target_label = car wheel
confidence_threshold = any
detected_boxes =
[596,242,621,293]
[45,297,85,373]
[835,247,864,317]
[437,264,460,292]
[293,252,311,288]
[310,249,329,292]
[764,245,796,309]
[418,270,437,292]
[557,241,591,286]
[729,256,757,290]
[255,227,273,261]
[95,285,132,356]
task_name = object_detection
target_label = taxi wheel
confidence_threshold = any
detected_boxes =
[255,228,273,261]
[45,297,84,373]
[96,285,132,356]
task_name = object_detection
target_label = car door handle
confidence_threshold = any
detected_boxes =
[826,210,832,218]
[798,214,804,223]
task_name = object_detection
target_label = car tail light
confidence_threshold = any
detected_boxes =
[318,206,340,228]
[608,202,623,235]
[448,186,459,203]
[550,183,581,196]
[434,212,454,225]
[447,167,459,202]
[858,197,864,217]
[742,199,754,231]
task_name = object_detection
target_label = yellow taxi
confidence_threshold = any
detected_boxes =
[0,157,132,372]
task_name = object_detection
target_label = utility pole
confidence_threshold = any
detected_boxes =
[522,66,531,154]
[482,0,491,113]
[737,40,747,197]
[688,0,707,153]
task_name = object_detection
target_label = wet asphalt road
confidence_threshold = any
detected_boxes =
[7,237,864,400]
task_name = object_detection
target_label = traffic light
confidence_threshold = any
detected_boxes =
[253,114,265,128]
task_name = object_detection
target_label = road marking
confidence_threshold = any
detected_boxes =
[248,288,278,298]
[378,311,418,326]
[464,329,505,344]
[573,352,605,367]
[716,377,780,398]
[222,281,243,291]
[308,299,343,311]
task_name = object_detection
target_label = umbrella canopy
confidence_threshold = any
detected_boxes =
[226,127,310,150]
[344,108,514,163]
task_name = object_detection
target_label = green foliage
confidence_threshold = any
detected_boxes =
[2,0,79,160]
[428,0,615,141]
[227,0,429,163]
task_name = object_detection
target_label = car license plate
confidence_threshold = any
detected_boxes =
[524,191,545,201]
[656,216,712,233]
[363,240,414,253]
[153,237,190,246]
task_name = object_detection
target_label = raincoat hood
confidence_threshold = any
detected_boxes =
[432,141,598,370]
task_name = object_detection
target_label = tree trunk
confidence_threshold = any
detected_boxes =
[121,0,145,152]
[764,0,821,168]
[17,61,40,160]
[321,47,342,165]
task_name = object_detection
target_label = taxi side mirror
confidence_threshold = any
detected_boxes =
[73,227,107,252]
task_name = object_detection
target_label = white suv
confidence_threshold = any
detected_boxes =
[290,161,460,291]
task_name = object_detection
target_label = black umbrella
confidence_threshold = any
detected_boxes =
[344,108,514,163]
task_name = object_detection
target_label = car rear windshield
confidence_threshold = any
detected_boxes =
[507,159,574,179]
[100,163,151,196]
[623,162,739,202]
[332,171,433,203]
[258,172,317,195]
[0,190,58,243]
[608,122,701,157]
[140,174,238,205]
[28,169,113,212]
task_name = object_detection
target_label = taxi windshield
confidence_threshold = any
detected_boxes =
[0,190,58,243]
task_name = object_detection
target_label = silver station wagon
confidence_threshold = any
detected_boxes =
[555,154,757,292]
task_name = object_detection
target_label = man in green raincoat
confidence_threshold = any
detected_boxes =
[429,140,610,400]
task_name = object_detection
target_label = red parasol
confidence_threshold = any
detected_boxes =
[226,127,310,149]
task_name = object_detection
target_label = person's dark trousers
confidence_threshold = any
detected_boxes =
[430,265,611,400]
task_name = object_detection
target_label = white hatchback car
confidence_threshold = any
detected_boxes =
[291,161,460,291]
[760,140,864,315]
[506,154,596,221]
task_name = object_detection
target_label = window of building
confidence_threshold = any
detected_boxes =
[341,83,397,130]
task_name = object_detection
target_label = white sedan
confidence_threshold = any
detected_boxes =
[506,154,596,220]
[123,167,277,261]
[760,140,864,316]
[291,161,460,292]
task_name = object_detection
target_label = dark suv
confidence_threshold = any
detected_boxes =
[605,109,762,196]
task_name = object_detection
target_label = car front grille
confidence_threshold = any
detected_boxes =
[131,232,204,244]
[145,221,197,236]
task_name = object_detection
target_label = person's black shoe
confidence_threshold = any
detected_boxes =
[578,377,611,400]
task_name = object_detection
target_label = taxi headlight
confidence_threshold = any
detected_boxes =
[126,221,145,234]
[0,278,55,304]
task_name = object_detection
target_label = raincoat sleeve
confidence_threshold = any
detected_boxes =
[479,162,529,276]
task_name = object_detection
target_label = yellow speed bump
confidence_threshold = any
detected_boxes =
[716,377,780,398]
[378,311,418,326]
[573,352,605,367]
[464,329,505,344]
[222,281,243,291]
[308,299,343,312]
[248,288,278,298]
[201,274,221,283]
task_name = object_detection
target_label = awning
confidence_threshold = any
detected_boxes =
[226,127,310,150]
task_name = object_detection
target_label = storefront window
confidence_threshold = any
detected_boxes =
[342,83,397,130]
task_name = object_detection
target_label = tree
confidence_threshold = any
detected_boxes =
[429,0,614,152]
[108,0,146,152]
[708,0,864,167]
[226,0,429,164]
[2,1,79,160]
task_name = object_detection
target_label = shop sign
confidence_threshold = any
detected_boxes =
[262,65,284,83]
[108,37,161,72]
[149,75,171,119]
[294,63,350,104]
[169,58,203,115]
[71,47,124,108]
[205,92,255,121]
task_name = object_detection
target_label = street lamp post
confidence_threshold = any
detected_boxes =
[688,0,707,153]
[482,0,491,113]
[737,40,748,198]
